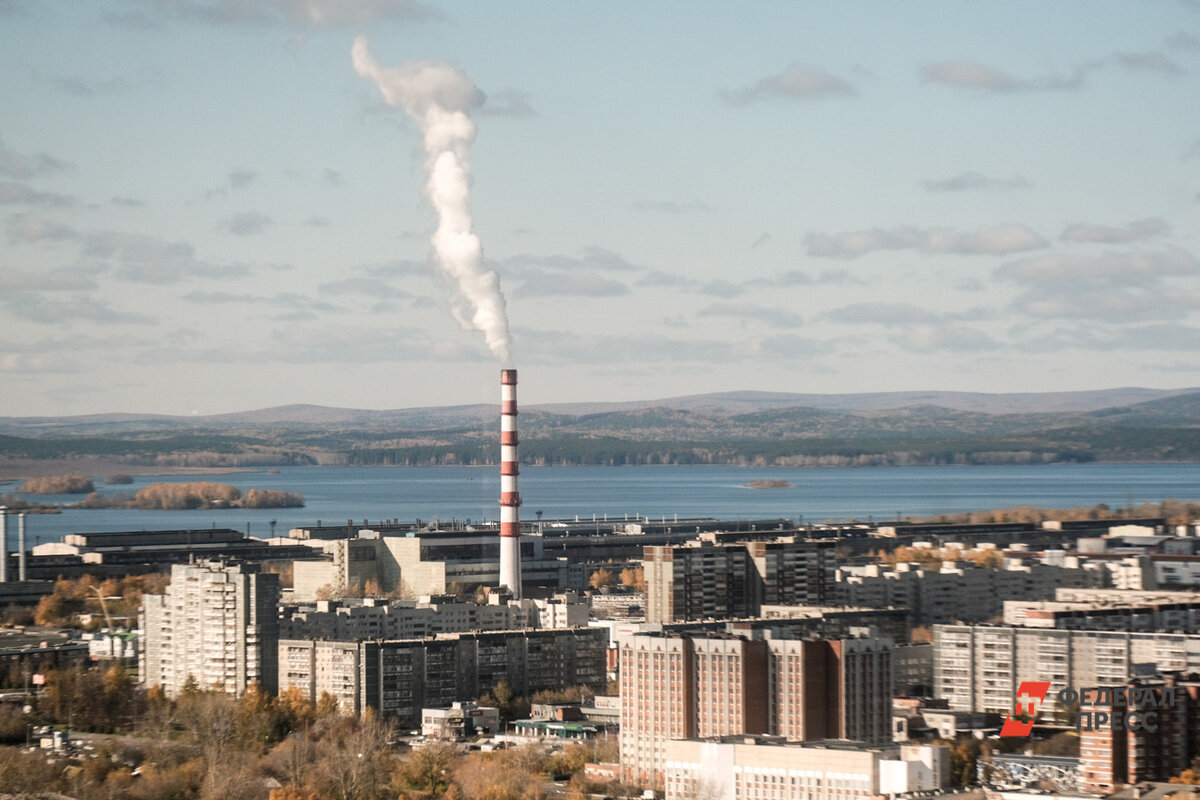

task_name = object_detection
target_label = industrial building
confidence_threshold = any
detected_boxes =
[290,529,581,599]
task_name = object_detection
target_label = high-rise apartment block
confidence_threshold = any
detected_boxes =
[140,560,280,696]
[645,538,837,623]
[280,626,607,727]
[934,624,1200,714]
[620,632,892,788]
[838,558,1101,625]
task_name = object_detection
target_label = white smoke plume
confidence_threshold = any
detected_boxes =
[352,36,512,364]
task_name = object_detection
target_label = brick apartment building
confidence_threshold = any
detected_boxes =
[644,538,837,623]
[620,632,892,788]
[1080,681,1194,793]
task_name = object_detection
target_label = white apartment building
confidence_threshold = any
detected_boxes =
[140,560,280,696]
[837,556,1104,624]
[934,623,1200,714]
[279,593,588,641]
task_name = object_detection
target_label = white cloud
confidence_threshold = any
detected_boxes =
[0,181,77,207]
[497,246,642,276]
[806,223,1047,258]
[515,269,630,298]
[921,171,1030,192]
[1010,286,1198,322]
[479,89,535,117]
[220,211,273,236]
[519,329,746,364]
[0,266,98,292]
[721,64,855,105]
[318,277,411,299]
[49,73,135,97]
[1060,217,1169,243]
[0,353,83,374]
[921,60,1088,92]
[995,247,1200,285]
[0,292,156,325]
[1017,322,1200,353]
[826,302,939,325]
[1114,51,1184,76]
[5,212,77,242]
[698,302,804,329]
[82,230,252,283]
[0,137,73,179]
[633,199,711,214]
[894,323,999,353]
[123,0,441,29]
[229,168,257,189]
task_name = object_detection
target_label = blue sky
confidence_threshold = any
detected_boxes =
[1,0,1198,416]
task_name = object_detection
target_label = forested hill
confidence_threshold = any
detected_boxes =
[2,387,1200,471]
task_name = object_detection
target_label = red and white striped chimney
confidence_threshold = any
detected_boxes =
[499,368,522,597]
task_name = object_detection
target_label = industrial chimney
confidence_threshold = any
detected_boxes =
[499,369,522,598]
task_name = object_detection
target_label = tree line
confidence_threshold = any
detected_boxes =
[0,672,629,800]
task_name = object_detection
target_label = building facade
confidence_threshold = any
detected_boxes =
[663,738,948,800]
[620,632,893,788]
[279,626,607,727]
[1080,682,1193,793]
[140,560,280,696]
[645,538,837,624]
[934,624,1200,714]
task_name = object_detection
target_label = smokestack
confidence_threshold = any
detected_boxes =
[0,507,6,584]
[499,369,522,598]
[18,513,26,582]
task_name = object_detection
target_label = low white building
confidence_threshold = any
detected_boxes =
[663,738,949,800]
[421,702,500,740]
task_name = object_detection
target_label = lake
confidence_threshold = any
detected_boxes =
[4,462,1200,546]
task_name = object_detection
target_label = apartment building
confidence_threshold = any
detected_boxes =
[1004,595,1200,632]
[620,632,893,788]
[837,557,1104,624]
[1080,682,1192,793]
[934,624,1200,714]
[140,560,280,696]
[645,538,837,623]
[279,626,607,726]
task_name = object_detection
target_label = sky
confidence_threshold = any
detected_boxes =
[1,0,1199,417]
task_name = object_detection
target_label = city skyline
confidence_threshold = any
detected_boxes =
[2,1,1198,416]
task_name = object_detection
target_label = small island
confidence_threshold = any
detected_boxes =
[18,474,95,494]
[75,481,304,510]
[746,479,793,489]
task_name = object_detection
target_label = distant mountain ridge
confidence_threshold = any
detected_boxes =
[2,387,1196,434]
[3,387,1200,470]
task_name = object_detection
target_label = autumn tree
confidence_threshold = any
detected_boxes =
[306,711,398,800]
[395,740,459,798]
[619,567,645,592]
[588,568,615,590]
[479,679,529,722]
